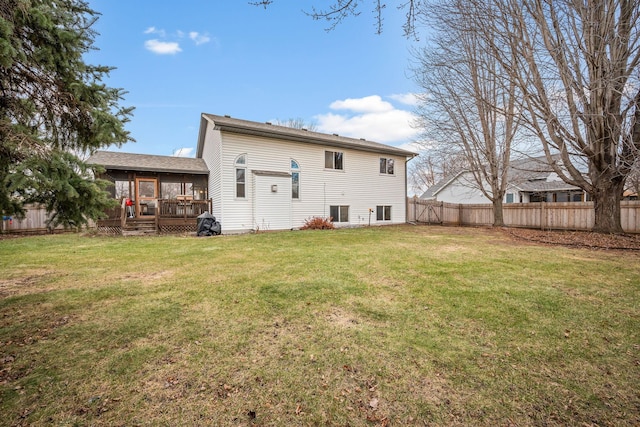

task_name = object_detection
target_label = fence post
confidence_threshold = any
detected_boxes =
[540,201,545,230]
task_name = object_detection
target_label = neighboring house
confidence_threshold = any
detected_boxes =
[421,155,589,204]
[90,113,416,234]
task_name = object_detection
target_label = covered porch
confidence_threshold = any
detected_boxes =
[88,151,212,235]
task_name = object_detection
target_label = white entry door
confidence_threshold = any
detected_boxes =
[253,172,292,231]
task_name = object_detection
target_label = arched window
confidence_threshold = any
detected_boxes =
[235,154,247,198]
[291,159,300,199]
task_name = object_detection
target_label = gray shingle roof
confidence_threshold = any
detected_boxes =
[88,151,209,175]
[421,155,581,198]
[513,180,579,192]
[507,154,580,191]
[197,113,417,158]
[420,172,464,198]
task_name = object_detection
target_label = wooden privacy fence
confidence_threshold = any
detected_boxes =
[2,200,214,235]
[5,200,639,234]
[0,204,75,234]
[408,198,640,233]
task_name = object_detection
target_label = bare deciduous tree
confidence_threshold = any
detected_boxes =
[413,1,522,226]
[250,0,422,36]
[273,118,318,132]
[483,0,640,233]
[408,150,468,195]
[626,159,640,199]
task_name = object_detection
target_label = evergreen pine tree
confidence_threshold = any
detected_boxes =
[0,0,133,227]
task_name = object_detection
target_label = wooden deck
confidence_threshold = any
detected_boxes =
[96,199,213,235]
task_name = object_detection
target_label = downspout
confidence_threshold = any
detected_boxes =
[324,182,326,218]
[405,154,417,223]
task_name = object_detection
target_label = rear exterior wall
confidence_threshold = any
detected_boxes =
[202,125,408,232]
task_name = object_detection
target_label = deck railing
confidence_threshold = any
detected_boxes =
[157,199,211,219]
[98,199,211,221]
[120,198,127,228]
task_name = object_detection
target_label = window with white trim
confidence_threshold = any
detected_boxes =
[291,159,300,199]
[235,154,246,198]
[376,205,391,221]
[325,150,344,170]
[379,158,395,175]
[329,205,349,223]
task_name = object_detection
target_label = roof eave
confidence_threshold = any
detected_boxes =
[102,165,209,175]
[431,171,465,197]
[196,114,209,158]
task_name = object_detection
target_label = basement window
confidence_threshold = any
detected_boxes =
[330,205,349,223]
[376,205,391,221]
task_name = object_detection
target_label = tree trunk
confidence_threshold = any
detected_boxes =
[592,180,625,234]
[492,198,505,227]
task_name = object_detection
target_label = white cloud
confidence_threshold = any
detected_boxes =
[189,31,211,45]
[143,27,213,54]
[396,141,423,153]
[144,27,166,37]
[172,148,194,157]
[315,95,420,145]
[144,39,182,55]
[329,95,394,113]
[389,93,420,107]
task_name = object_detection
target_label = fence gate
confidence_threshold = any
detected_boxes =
[411,199,443,225]
[426,201,443,224]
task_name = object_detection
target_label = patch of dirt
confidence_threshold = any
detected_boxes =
[0,271,58,298]
[117,271,174,282]
[325,309,360,328]
[503,228,640,251]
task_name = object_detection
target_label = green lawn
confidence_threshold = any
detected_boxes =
[0,226,638,426]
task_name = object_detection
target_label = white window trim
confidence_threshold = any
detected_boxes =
[376,205,392,221]
[235,154,247,199]
[330,205,350,223]
[325,150,345,171]
[379,157,395,176]
[291,159,301,200]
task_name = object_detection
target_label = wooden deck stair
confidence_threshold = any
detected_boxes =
[122,218,157,236]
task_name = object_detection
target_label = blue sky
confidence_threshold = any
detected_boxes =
[85,1,422,157]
